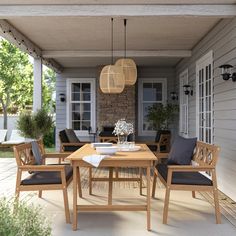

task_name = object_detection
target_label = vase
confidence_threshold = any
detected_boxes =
[118,134,128,146]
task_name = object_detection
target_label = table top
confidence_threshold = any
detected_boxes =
[65,143,157,162]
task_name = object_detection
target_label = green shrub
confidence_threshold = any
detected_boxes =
[17,109,54,140]
[43,126,55,148]
[0,197,52,236]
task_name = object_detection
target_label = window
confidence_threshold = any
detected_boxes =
[196,51,213,144]
[66,78,96,136]
[138,78,167,136]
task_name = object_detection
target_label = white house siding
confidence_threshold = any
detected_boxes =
[176,18,236,201]
[56,66,176,149]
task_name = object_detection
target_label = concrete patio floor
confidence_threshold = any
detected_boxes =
[1,158,236,236]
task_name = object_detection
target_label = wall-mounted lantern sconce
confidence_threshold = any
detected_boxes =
[59,93,66,102]
[219,64,236,82]
[170,92,178,100]
[183,85,193,96]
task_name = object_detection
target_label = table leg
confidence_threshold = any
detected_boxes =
[89,167,92,195]
[108,167,113,205]
[73,166,78,231]
[77,167,82,198]
[147,166,151,231]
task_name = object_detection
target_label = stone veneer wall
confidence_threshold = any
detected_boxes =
[96,82,136,131]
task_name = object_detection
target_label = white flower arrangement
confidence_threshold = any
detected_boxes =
[113,118,134,136]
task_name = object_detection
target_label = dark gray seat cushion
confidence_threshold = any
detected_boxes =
[167,136,197,165]
[65,129,80,143]
[63,146,81,152]
[21,165,73,185]
[157,163,212,186]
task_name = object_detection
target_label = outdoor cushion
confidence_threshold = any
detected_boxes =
[31,141,42,165]
[21,165,73,185]
[167,135,197,165]
[65,129,80,143]
[157,163,212,186]
[59,130,69,143]
[148,145,167,152]
[63,146,81,152]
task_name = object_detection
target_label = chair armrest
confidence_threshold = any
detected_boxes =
[42,153,70,159]
[61,142,87,146]
[168,165,215,172]
[19,165,65,172]
[155,153,169,159]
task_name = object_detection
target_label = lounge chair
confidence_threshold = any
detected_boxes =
[0,129,7,143]
[1,130,25,147]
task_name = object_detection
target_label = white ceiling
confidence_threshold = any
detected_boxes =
[1,0,234,68]
[7,16,219,67]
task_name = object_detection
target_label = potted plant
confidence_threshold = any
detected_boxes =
[17,109,54,141]
[0,197,52,236]
[146,103,178,142]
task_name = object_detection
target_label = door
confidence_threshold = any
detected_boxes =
[196,51,213,144]
[179,69,189,137]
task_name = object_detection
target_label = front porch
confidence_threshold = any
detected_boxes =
[1,157,236,235]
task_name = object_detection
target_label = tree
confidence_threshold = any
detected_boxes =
[0,38,56,129]
[0,39,33,129]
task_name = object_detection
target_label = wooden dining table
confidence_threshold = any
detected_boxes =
[65,143,157,231]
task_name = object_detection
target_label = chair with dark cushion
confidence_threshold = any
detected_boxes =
[59,129,88,152]
[98,126,118,143]
[152,137,221,224]
[13,140,75,224]
[145,130,171,153]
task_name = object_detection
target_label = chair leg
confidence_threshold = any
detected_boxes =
[89,167,92,195]
[139,168,142,196]
[63,188,71,224]
[192,191,196,198]
[212,169,221,224]
[38,190,42,198]
[213,188,221,224]
[15,169,21,199]
[77,167,82,198]
[152,173,157,198]
[163,187,171,224]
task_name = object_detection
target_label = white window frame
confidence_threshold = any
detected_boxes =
[196,51,213,143]
[179,69,189,138]
[66,78,96,137]
[138,78,167,136]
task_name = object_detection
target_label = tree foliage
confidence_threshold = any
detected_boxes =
[0,38,56,128]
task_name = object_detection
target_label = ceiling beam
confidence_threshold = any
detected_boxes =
[0,19,63,73]
[0,4,235,18]
[42,50,192,58]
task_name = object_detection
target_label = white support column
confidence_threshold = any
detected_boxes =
[33,58,42,112]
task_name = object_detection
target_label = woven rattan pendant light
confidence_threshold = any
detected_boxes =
[100,18,125,94]
[115,19,137,86]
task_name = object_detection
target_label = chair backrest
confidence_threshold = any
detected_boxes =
[13,140,45,167]
[59,130,70,143]
[0,129,7,142]
[8,130,25,142]
[192,141,220,167]
[65,129,80,143]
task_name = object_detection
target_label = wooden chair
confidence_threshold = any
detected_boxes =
[144,131,171,153]
[59,129,88,153]
[152,141,221,224]
[13,140,74,223]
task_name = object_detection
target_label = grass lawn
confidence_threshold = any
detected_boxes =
[0,147,56,158]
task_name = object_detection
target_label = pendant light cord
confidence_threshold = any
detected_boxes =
[124,19,127,58]
[111,18,114,65]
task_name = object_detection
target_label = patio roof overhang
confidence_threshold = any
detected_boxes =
[0,0,235,110]
[0,1,235,70]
